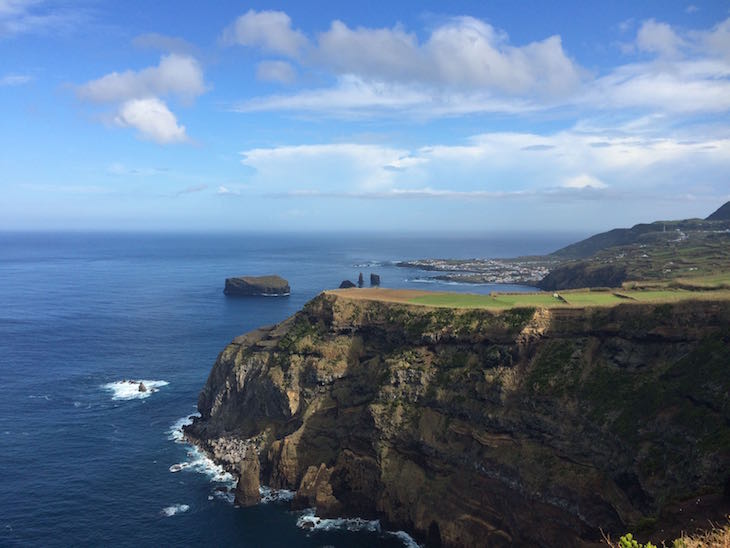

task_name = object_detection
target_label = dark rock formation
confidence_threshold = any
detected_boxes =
[538,262,627,291]
[234,449,261,507]
[357,272,364,288]
[186,292,730,547]
[370,273,380,286]
[339,280,356,289]
[224,275,290,296]
[706,201,730,221]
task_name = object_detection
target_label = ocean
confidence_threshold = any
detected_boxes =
[0,231,579,547]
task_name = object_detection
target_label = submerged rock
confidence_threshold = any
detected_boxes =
[224,275,290,296]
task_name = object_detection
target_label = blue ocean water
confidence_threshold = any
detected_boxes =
[0,231,579,547]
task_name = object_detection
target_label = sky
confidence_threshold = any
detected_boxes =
[1,0,730,233]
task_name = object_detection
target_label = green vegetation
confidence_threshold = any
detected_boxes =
[406,288,730,310]
[616,533,657,548]
[409,292,560,309]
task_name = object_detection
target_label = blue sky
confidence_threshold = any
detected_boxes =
[2,0,730,232]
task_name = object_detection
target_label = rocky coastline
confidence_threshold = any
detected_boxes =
[185,291,730,547]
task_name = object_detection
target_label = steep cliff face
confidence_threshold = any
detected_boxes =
[185,292,730,547]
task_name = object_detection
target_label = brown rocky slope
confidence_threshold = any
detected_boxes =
[184,291,730,547]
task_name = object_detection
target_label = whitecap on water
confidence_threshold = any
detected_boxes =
[161,504,189,517]
[103,380,169,400]
[167,415,235,488]
[259,486,294,504]
[296,508,381,533]
[387,530,422,547]
[296,508,422,546]
[167,415,296,504]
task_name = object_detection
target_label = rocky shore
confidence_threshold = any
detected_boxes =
[185,291,730,547]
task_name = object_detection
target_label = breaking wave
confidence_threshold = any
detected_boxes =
[103,380,168,400]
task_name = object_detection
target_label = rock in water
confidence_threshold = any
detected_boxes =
[293,463,342,516]
[224,275,290,296]
[234,449,261,507]
[339,280,356,289]
[357,272,364,288]
[138,382,147,393]
[370,273,380,286]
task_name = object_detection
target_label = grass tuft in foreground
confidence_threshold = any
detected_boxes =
[603,519,730,548]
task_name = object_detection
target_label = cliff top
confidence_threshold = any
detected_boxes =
[327,286,730,310]
[229,275,289,287]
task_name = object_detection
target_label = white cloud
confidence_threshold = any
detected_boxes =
[314,16,580,95]
[217,185,240,195]
[699,17,730,60]
[229,14,730,119]
[0,73,32,86]
[241,143,410,192]
[235,74,539,118]
[114,98,187,144]
[256,60,296,84]
[77,54,208,144]
[0,0,83,37]
[316,21,422,82]
[238,130,730,201]
[563,174,608,189]
[636,19,685,57]
[587,59,730,114]
[222,10,307,57]
[77,54,206,104]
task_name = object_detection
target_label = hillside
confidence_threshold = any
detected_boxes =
[186,291,730,547]
[536,202,730,290]
[394,202,730,289]
[550,202,730,260]
[706,201,730,221]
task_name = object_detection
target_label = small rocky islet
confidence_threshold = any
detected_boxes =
[223,275,291,296]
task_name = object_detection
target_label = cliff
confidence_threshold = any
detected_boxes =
[185,291,730,547]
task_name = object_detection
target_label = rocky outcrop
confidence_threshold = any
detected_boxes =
[538,262,627,291]
[234,449,261,507]
[224,275,290,296]
[370,273,381,286]
[705,200,730,221]
[185,292,730,547]
[339,280,356,289]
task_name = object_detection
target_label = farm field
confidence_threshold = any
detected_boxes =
[330,286,730,309]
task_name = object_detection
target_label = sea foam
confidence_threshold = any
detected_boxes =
[168,415,295,503]
[161,504,189,517]
[167,415,235,488]
[296,508,422,546]
[296,508,381,533]
[103,380,168,400]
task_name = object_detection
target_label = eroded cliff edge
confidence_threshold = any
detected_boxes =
[185,292,730,547]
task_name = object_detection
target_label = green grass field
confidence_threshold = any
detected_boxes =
[407,288,730,309]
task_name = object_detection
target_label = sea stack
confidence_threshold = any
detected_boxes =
[224,275,290,296]
[339,280,356,288]
[370,273,381,286]
[234,449,261,507]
